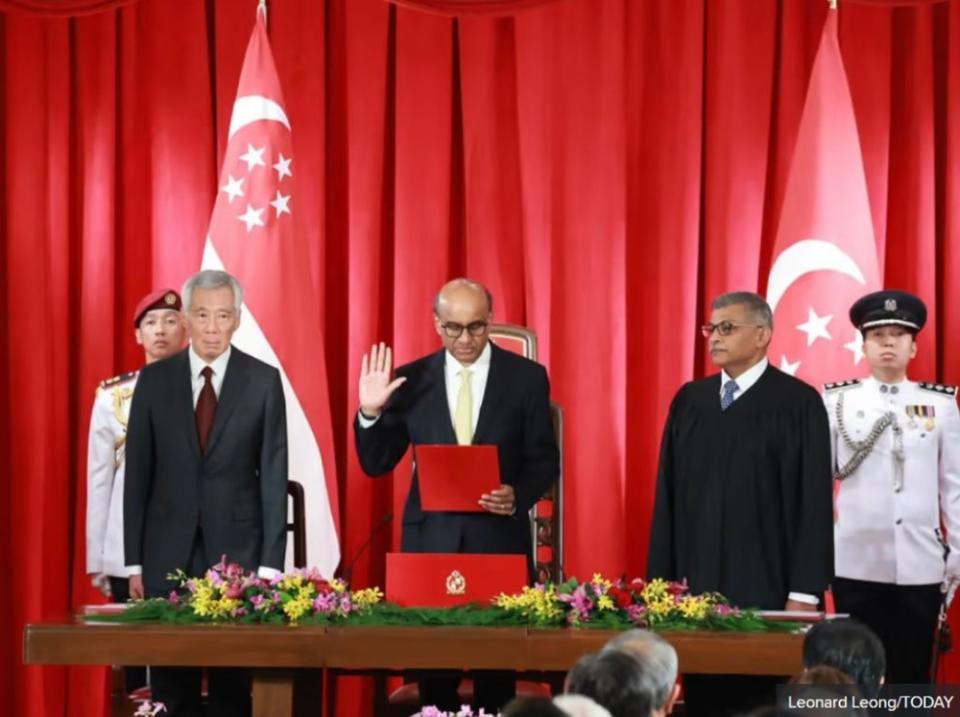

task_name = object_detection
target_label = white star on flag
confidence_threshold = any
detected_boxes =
[239,144,266,171]
[221,174,245,203]
[843,331,865,365]
[797,307,833,347]
[779,355,801,376]
[238,203,265,232]
[273,153,292,181]
[270,190,291,217]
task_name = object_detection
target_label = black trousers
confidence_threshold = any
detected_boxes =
[147,529,252,717]
[833,577,942,684]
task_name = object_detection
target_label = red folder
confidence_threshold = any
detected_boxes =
[386,552,528,607]
[415,444,501,512]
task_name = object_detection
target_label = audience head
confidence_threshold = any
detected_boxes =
[552,694,613,717]
[567,650,652,717]
[802,618,885,698]
[602,629,679,715]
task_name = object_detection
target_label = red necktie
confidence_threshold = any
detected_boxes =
[196,366,217,454]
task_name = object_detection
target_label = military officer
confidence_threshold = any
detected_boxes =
[86,288,185,602]
[823,290,960,684]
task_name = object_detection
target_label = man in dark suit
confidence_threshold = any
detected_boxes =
[354,277,559,711]
[124,269,288,717]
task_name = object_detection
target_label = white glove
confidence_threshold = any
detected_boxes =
[90,573,112,598]
[942,576,958,610]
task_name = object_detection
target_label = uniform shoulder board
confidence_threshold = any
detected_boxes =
[99,370,138,390]
[824,378,862,392]
[919,381,957,396]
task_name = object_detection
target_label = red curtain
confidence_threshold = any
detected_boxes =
[3,0,960,715]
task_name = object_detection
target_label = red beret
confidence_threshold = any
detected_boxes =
[133,289,182,328]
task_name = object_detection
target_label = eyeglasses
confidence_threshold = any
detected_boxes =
[700,321,764,338]
[439,320,489,338]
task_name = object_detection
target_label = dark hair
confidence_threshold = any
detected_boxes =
[501,696,569,717]
[790,665,855,687]
[802,618,885,698]
[567,651,650,717]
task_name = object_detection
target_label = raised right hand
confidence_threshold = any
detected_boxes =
[359,342,407,418]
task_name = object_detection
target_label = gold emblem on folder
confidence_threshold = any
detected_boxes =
[445,570,466,596]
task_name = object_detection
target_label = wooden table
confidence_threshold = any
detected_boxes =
[23,619,804,716]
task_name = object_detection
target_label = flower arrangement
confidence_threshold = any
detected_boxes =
[121,556,383,625]
[418,708,497,717]
[494,575,763,631]
[94,558,791,633]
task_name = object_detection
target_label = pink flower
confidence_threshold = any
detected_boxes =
[167,591,180,604]
[626,603,647,622]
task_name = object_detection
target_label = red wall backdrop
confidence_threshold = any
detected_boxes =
[2,0,960,714]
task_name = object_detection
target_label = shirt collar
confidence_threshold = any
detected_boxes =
[189,344,232,378]
[865,375,910,390]
[444,341,492,375]
[720,356,768,394]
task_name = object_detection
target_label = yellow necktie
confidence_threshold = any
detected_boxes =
[454,368,473,445]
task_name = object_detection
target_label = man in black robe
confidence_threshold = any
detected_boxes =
[648,291,833,716]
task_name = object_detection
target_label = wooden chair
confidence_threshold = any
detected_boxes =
[112,480,308,716]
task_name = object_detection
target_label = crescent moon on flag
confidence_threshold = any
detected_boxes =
[228,95,290,140]
[766,239,867,313]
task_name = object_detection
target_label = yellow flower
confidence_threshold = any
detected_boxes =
[641,578,669,605]
[280,575,304,592]
[352,587,384,608]
[495,585,563,622]
[590,574,612,591]
[283,593,312,623]
[330,578,347,594]
[677,595,712,620]
[597,594,615,611]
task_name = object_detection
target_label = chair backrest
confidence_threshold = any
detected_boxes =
[488,323,563,583]
[287,480,307,568]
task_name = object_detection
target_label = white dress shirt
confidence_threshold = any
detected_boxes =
[719,357,768,403]
[721,357,818,606]
[130,345,281,581]
[188,345,231,405]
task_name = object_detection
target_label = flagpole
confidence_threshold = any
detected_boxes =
[257,0,267,27]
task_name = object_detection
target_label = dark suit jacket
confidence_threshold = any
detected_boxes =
[124,346,288,591]
[354,344,559,559]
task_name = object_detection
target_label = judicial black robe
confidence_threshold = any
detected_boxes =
[647,364,834,610]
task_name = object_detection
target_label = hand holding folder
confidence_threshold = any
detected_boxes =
[415,444,503,513]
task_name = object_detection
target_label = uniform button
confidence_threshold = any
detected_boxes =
[896,519,903,525]
[895,488,902,494]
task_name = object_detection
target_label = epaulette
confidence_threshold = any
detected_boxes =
[824,378,861,392]
[919,382,957,396]
[99,370,138,390]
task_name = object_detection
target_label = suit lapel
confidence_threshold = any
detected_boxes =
[204,348,247,457]
[472,344,504,444]
[427,351,458,444]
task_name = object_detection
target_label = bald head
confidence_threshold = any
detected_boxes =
[433,278,493,365]
[433,278,493,317]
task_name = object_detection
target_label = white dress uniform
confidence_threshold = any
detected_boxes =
[86,370,138,578]
[824,377,960,586]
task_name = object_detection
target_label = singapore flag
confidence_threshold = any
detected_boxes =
[201,4,340,576]
[765,9,881,390]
